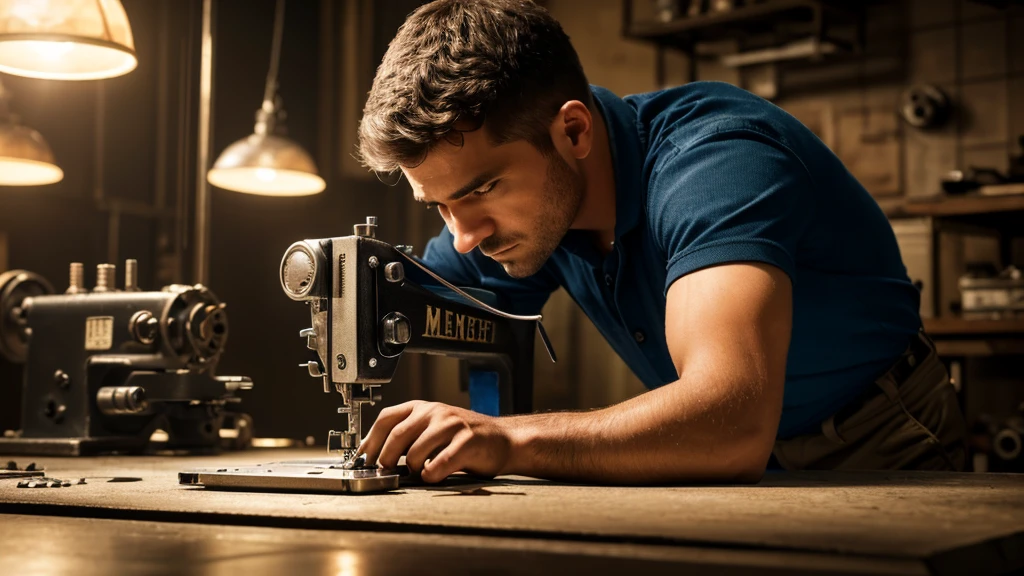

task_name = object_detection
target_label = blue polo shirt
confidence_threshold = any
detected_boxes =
[420,82,921,439]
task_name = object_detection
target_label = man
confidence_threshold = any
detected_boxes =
[354,0,966,484]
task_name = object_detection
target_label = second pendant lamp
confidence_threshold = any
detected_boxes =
[0,78,63,186]
[207,0,325,197]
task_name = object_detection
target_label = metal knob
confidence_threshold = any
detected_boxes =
[381,312,411,346]
[384,261,404,283]
[96,386,148,415]
[129,310,159,345]
[353,216,378,238]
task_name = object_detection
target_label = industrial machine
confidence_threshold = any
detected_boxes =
[180,216,555,493]
[0,260,252,456]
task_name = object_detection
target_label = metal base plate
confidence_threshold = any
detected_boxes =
[178,459,402,494]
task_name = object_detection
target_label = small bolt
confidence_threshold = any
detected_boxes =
[368,256,379,269]
[336,354,347,370]
[368,357,378,368]
[53,370,70,389]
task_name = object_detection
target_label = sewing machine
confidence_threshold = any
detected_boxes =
[0,261,252,456]
[179,216,554,493]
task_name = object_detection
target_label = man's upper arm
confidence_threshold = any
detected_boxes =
[665,263,790,448]
[653,128,812,448]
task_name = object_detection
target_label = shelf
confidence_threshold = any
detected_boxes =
[622,0,858,51]
[901,194,1024,218]
[924,317,1024,336]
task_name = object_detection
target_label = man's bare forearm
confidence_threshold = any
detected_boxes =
[500,372,779,484]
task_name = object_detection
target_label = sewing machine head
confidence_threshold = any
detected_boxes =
[178,217,553,494]
[0,261,252,456]
[280,216,552,460]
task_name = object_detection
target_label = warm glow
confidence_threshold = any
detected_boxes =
[207,167,326,196]
[31,41,74,60]
[255,168,277,182]
[0,157,63,185]
[333,550,363,576]
[0,40,137,80]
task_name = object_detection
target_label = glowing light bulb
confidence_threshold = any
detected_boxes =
[256,168,277,182]
[30,41,75,60]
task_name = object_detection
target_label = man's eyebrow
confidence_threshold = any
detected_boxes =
[415,168,502,204]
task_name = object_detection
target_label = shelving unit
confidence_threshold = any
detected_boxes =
[621,0,862,71]
[890,194,1024,353]
[902,194,1024,219]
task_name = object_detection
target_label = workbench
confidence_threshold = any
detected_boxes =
[0,448,1021,575]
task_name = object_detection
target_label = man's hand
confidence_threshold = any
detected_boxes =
[359,400,512,483]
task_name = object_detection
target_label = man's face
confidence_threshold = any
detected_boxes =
[402,127,585,278]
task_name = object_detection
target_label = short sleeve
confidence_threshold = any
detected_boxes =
[650,129,814,294]
[418,225,560,315]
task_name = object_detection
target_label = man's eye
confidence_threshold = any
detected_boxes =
[474,181,499,197]
[425,202,439,211]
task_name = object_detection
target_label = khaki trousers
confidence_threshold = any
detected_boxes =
[772,332,968,471]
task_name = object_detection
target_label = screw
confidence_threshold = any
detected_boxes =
[368,358,377,368]
[53,370,70,389]
[336,354,347,370]
[368,256,379,269]
[67,262,84,294]
[124,259,139,291]
[95,263,116,292]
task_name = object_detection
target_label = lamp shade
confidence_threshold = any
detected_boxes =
[0,119,62,185]
[207,133,326,196]
[0,0,137,80]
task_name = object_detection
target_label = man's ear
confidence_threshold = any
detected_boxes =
[550,100,593,160]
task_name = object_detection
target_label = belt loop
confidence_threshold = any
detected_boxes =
[821,414,846,444]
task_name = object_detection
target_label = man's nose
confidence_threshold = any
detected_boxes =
[448,211,495,254]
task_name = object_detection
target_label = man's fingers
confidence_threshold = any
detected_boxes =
[377,412,433,469]
[359,401,422,463]
[405,419,461,473]
[420,437,468,484]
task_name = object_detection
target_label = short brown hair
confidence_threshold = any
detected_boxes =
[357,0,591,173]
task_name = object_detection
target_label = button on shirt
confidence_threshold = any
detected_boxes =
[418,82,921,439]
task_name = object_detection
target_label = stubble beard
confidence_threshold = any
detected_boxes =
[490,152,584,279]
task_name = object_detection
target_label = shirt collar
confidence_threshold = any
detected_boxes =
[590,85,644,241]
